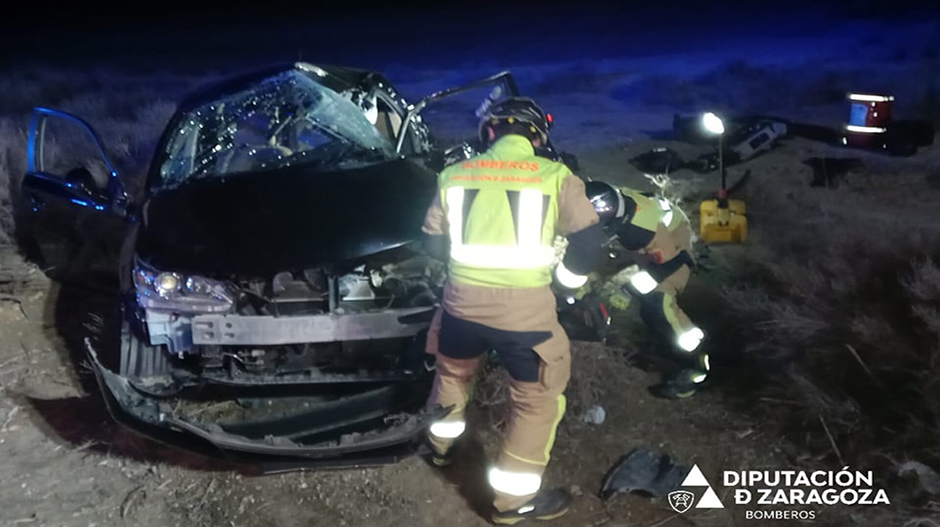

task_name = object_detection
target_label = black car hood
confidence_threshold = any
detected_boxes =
[138,158,437,276]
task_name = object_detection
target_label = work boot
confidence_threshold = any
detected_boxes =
[429,447,455,468]
[491,488,573,525]
[419,437,456,468]
[649,368,706,400]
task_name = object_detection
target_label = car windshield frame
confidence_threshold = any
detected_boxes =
[154,70,397,190]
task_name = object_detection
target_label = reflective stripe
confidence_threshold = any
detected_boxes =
[703,354,711,371]
[656,198,675,226]
[663,210,674,226]
[846,125,886,134]
[446,185,554,269]
[451,245,556,269]
[544,394,566,462]
[446,186,465,244]
[488,468,542,497]
[630,271,658,294]
[692,373,707,383]
[517,188,544,248]
[429,420,466,439]
[555,262,588,289]
[518,505,536,514]
[677,327,705,352]
[504,450,547,466]
[848,93,894,102]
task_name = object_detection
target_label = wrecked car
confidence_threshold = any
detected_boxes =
[15,62,559,468]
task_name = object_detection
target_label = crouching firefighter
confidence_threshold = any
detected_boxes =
[420,97,608,524]
[584,181,710,399]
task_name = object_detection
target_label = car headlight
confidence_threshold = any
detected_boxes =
[154,273,181,296]
[134,259,236,314]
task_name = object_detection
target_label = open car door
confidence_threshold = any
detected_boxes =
[395,71,574,170]
[18,108,135,290]
[393,71,521,168]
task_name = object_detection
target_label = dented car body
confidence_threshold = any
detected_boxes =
[16,63,527,468]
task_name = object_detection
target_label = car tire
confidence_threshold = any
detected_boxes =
[119,320,171,379]
[11,212,46,268]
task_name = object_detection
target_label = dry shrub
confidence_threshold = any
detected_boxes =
[718,161,940,475]
[473,359,513,432]
[0,118,27,244]
[472,342,634,433]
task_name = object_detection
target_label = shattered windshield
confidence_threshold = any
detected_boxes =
[157,70,396,189]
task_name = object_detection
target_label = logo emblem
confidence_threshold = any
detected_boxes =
[682,464,725,509]
[668,490,695,513]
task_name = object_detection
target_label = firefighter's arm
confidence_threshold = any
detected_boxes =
[555,175,608,289]
[421,193,450,262]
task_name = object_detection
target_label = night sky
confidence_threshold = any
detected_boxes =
[2,0,936,71]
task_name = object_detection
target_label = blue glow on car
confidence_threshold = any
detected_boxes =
[71,198,90,207]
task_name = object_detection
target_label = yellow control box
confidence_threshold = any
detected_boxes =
[699,199,748,243]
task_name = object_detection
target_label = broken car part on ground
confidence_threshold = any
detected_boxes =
[600,447,689,500]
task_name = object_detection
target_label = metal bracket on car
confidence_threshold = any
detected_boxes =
[145,310,194,355]
[192,307,434,346]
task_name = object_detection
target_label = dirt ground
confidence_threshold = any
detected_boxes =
[3,9,938,521]
[0,130,921,526]
[0,253,777,527]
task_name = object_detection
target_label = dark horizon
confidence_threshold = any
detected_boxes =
[4,0,937,74]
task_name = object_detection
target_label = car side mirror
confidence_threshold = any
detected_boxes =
[65,167,105,196]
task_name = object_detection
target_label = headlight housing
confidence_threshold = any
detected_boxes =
[134,259,237,314]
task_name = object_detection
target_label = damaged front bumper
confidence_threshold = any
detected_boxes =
[191,307,433,346]
[147,306,435,356]
[85,338,444,471]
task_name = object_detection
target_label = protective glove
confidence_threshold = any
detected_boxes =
[557,292,611,343]
[598,281,633,311]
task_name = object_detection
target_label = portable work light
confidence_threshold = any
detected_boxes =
[699,111,747,243]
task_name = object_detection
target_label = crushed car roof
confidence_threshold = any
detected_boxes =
[176,62,394,114]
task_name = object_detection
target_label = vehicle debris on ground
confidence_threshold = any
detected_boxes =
[599,447,689,500]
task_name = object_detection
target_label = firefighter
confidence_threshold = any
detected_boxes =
[584,180,710,399]
[420,97,607,524]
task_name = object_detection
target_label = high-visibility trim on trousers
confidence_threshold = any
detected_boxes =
[677,327,705,352]
[488,468,542,497]
[429,420,466,439]
[543,394,566,462]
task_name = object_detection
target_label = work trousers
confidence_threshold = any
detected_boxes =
[425,305,571,512]
[639,264,708,372]
[640,264,693,336]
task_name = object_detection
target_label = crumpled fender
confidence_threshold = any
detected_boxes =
[84,337,446,470]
